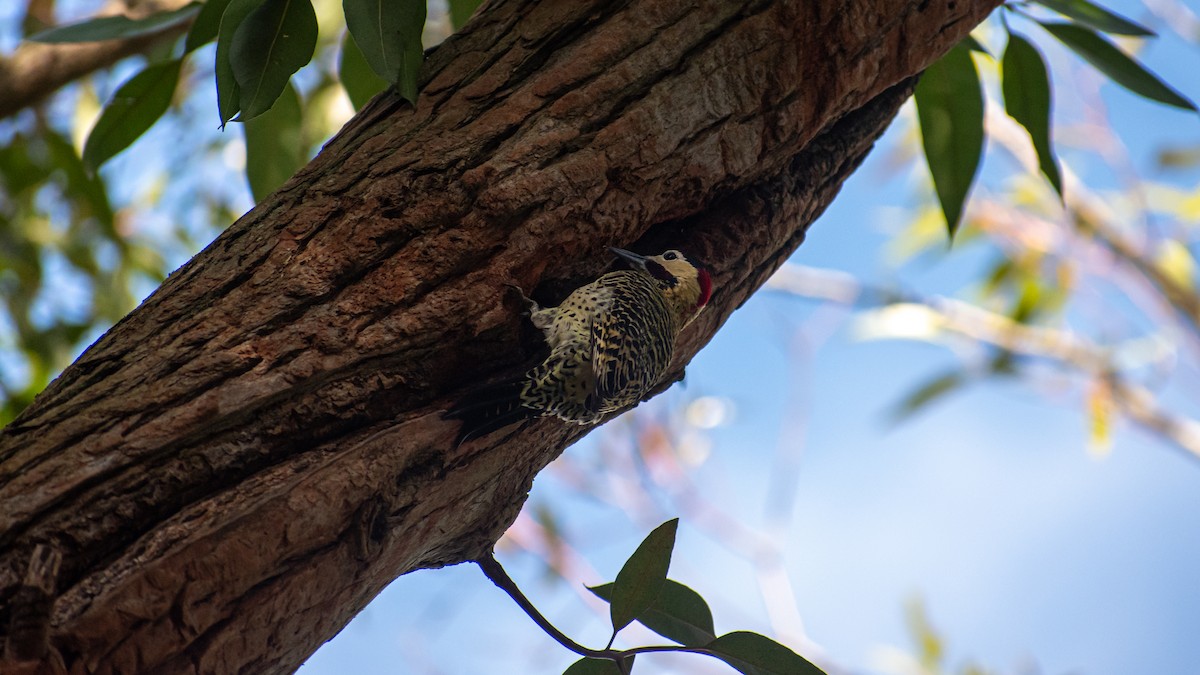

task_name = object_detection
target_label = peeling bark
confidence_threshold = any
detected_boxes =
[0,0,1001,672]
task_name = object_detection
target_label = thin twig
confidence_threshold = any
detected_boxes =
[474,552,726,666]
[475,552,605,659]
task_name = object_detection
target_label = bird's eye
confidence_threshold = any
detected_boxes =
[663,251,678,261]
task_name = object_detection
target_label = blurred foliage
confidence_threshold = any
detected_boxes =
[0,116,164,421]
[900,600,998,675]
[914,0,1195,235]
[752,0,1200,466]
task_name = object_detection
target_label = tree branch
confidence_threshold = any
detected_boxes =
[0,0,194,120]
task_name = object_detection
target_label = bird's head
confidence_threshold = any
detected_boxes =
[610,247,713,326]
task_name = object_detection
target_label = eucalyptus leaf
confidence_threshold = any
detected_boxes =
[214,0,262,127]
[28,3,200,43]
[83,59,182,172]
[562,658,624,675]
[1032,0,1154,36]
[243,82,303,201]
[607,518,678,633]
[448,0,483,30]
[42,130,114,229]
[888,370,967,425]
[230,0,318,120]
[1041,22,1197,111]
[589,579,715,647]
[1002,32,1063,198]
[0,136,51,194]
[915,41,984,237]
[343,0,426,102]
[186,0,234,52]
[339,32,389,111]
[707,632,826,675]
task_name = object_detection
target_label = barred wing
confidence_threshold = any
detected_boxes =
[588,275,675,413]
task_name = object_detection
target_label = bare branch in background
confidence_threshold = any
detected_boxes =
[765,263,1200,461]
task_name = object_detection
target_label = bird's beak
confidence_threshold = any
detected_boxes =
[609,247,648,269]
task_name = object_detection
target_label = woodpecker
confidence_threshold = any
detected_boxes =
[448,247,713,443]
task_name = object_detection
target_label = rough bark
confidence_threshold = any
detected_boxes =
[0,0,194,120]
[0,0,1001,672]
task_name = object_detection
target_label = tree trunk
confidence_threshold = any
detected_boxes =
[0,0,1000,671]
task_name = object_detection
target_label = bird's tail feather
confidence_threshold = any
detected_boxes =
[445,379,537,445]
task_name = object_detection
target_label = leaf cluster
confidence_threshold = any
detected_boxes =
[540,519,824,675]
[917,0,1196,238]
[25,0,483,179]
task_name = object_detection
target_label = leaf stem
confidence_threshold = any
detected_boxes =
[475,552,609,659]
[475,552,728,668]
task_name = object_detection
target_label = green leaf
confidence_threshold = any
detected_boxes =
[915,42,984,237]
[1002,33,1063,199]
[640,580,715,646]
[230,0,318,121]
[343,0,426,102]
[1040,22,1197,111]
[339,31,389,111]
[448,0,483,30]
[707,632,825,675]
[1032,0,1154,37]
[243,82,303,202]
[28,3,200,43]
[186,0,234,52]
[590,580,715,647]
[888,370,967,425]
[0,136,51,195]
[214,0,262,127]
[42,130,114,229]
[904,599,945,670]
[83,59,182,171]
[562,658,624,675]
[608,518,678,633]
